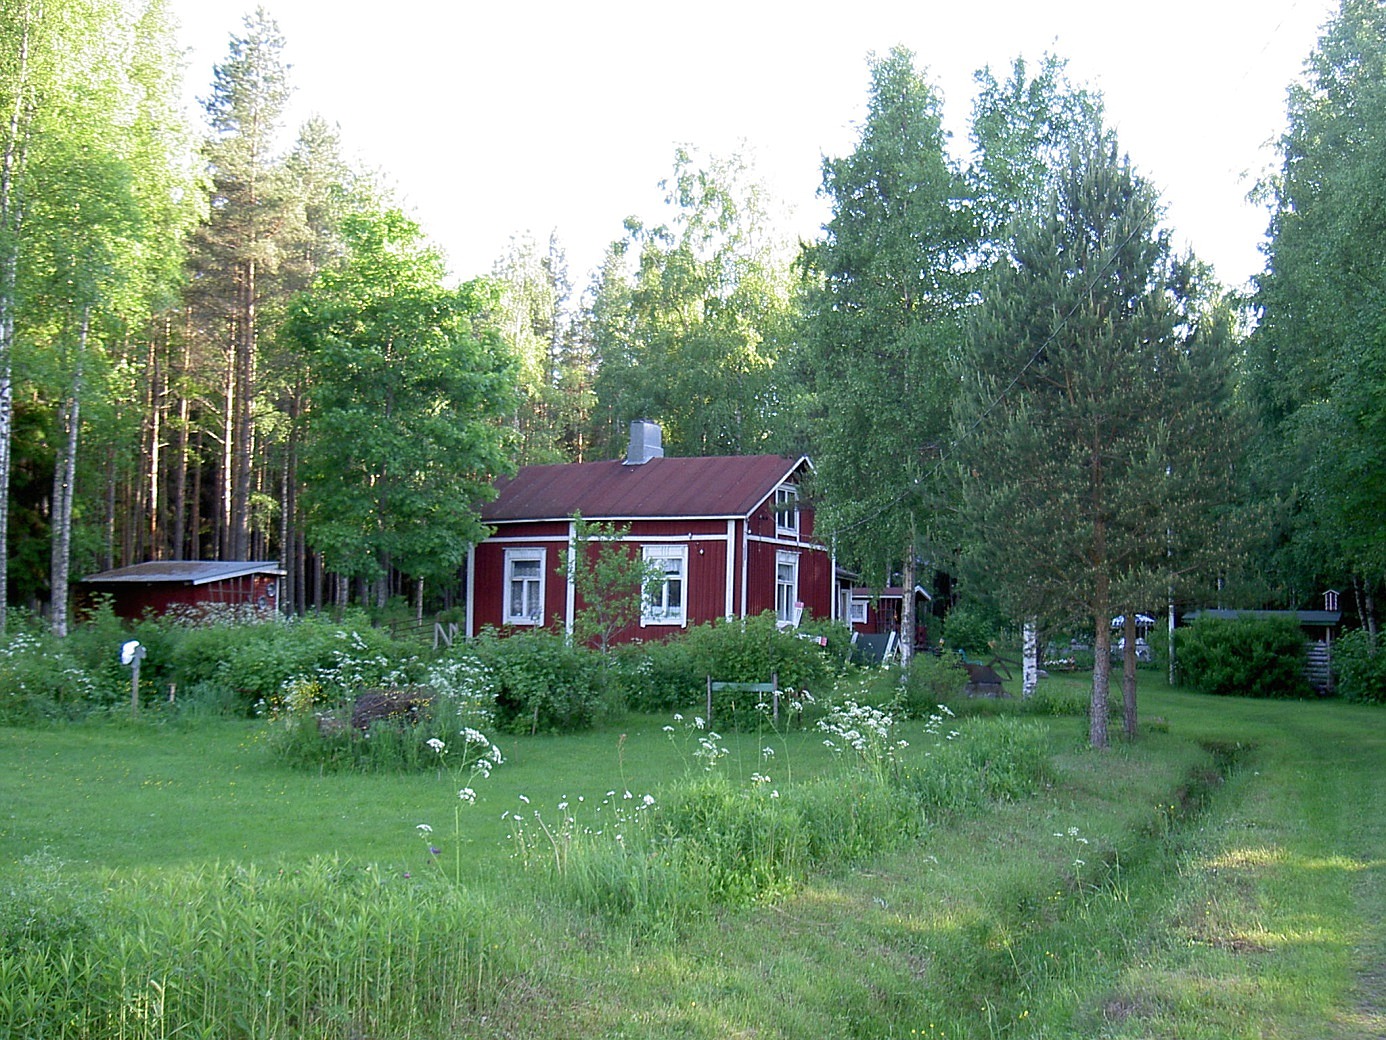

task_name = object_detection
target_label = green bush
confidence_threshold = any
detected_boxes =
[0,630,107,723]
[1335,629,1386,703]
[474,628,604,734]
[1176,616,1311,698]
[895,651,968,718]
[165,611,416,714]
[628,612,833,722]
[941,604,1001,656]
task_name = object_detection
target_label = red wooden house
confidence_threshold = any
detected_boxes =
[466,422,833,642]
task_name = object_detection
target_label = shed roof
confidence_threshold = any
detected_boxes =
[481,455,810,523]
[1185,608,1341,626]
[80,561,285,586]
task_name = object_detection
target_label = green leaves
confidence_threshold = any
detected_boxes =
[797,47,970,580]
[287,207,516,585]
[590,147,795,457]
[1251,0,1386,589]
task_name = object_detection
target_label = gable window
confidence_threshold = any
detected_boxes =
[776,551,800,625]
[775,484,799,536]
[642,544,687,625]
[504,548,546,625]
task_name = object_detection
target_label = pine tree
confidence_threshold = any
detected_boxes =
[185,7,297,561]
[956,118,1241,747]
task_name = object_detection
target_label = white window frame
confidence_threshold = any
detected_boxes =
[775,550,800,625]
[775,484,799,537]
[848,599,868,625]
[642,544,688,626]
[503,548,546,626]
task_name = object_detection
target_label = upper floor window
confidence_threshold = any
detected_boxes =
[775,484,799,536]
[504,548,546,625]
[642,544,688,625]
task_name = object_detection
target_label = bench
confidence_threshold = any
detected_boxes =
[706,673,781,725]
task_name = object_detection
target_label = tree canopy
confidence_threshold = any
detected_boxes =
[284,208,516,598]
[1249,0,1386,611]
[794,48,973,658]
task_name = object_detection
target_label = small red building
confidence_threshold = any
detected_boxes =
[77,561,284,621]
[847,585,934,645]
[467,422,833,642]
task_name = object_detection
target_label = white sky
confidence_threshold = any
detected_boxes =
[169,0,1337,293]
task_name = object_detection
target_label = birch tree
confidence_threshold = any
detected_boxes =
[796,47,973,664]
[590,146,795,457]
[1249,0,1386,629]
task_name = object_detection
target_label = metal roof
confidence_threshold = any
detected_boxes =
[481,455,810,523]
[1185,608,1341,626]
[80,561,285,585]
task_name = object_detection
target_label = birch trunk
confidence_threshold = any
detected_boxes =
[49,309,88,637]
[0,5,33,634]
[899,532,916,668]
[1022,621,1038,698]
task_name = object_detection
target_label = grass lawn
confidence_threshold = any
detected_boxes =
[0,711,851,875]
[2,673,1382,1038]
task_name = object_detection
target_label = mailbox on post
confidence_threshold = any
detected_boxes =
[120,640,146,716]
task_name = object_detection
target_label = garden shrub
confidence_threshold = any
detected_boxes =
[1176,615,1311,698]
[0,630,106,723]
[266,676,505,774]
[167,611,416,714]
[940,604,1002,656]
[894,651,968,718]
[628,612,833,722]
[1335,629,1386,703]
[474,628,604,734]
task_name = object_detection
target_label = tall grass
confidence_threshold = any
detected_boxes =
[508,706,1054,927]
[0,856,507,1039]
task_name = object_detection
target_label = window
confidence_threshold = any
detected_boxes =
[848,599,868,625]
[504,548,546,625]
[776,551,800,625]
[642,544,687,625]
[775,484,799,536]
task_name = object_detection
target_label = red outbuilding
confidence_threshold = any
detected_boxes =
[76,560,285,621]
[466,421,834,642]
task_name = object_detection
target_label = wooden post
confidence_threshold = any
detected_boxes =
[121,640,146,718]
